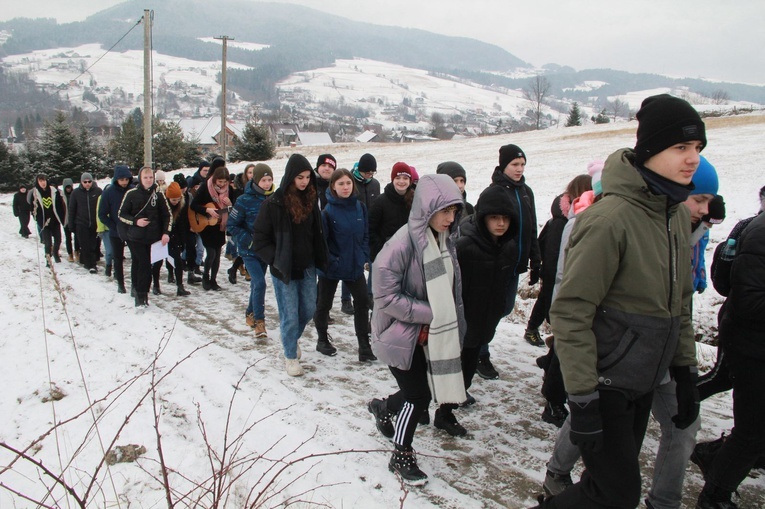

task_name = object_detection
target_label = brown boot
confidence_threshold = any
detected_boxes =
[254,319,268,338]
[246,313,256,328]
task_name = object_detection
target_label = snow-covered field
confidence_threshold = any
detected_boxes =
[2,115,764,508]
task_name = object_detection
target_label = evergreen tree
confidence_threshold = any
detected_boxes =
[32,111,82,183]
[592,109,611,124]
[153,119,189,170]
[229,122,276,162]
[0,142,29,192]
[14,117,24,142]
[109,115,143,170]
[565,102,583,127]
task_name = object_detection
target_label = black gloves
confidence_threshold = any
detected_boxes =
[568,391,603,452]
[702,195,726,225]
[529,266,540,286]
[671,366,700,429]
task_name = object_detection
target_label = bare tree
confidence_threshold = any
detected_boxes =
[523,75,551,130]
[711,89,730,105]
[608,98,627,122]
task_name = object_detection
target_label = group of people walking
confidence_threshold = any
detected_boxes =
[15,93,762,509]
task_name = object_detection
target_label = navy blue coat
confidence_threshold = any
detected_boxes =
[320,189,369,282]
[227,180,271,258]
[98,166,134,239]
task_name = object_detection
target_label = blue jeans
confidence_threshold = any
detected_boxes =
[242,254,268,320]
[195,235,205,266]
[272,267,317,360]
[100,232,113,266]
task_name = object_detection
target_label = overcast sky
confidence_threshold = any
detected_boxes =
[2,0,764,85]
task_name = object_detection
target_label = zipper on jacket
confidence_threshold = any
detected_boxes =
[514,187,523,275]
[666,211,675,310]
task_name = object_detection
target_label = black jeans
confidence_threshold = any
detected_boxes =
[705,351,765,492]
[697,347,732,401]
[110,236,127,286]
[314,275,369,340]
[127,241,152,293]
[528,278,554,330]
[550,390,653,509]
[387,345,431,449]
[41,226,62,258]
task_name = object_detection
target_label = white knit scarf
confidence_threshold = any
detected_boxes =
[422,228,466,405]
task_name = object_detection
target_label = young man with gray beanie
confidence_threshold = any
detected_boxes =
[531,94,705,508]
[68,172,102,273]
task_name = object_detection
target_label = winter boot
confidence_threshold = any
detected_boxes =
[176,283,190,296]
[187,271,202,285]
[244,268,251,281]
[141,292,150,306]
[210,279,222,291]
[254,319,268,338]
[316,331,338,356]
[117,280,127,294]
[524,328,545,347]
[246,312,256,328]
[541,402,569,428]
[285,357,304,377]
[105,263,112,277]
[153,282,162,295]
[389,445,428,486]
[74,250,80,263]
[476,354,499,380]
[696,483,738,509]
[434,408,467,437]
[418,411,430,426]
[460,391,476,407]
[367,398,395,438]
[543,470,573,498]
[135,294,143,307]
[67,253,75,262]
[202,275,212,291]
[54,253,62,263]
[167,271,175,284]
[340,299,354,315]
[691,433,726,476]
[227,266,237,284]
[358,335,377,362]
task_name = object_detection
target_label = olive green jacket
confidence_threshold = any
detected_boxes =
[551,148,696,398]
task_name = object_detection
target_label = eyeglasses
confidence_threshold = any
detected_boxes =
[83,180,93,184]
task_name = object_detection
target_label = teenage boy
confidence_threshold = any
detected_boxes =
[315,153,337,210]
[533,94,704,509]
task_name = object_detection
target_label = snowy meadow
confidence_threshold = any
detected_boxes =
[1,114,764,508]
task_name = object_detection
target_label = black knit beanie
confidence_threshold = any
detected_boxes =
[634,94,706,166]
[436,161,467,182]
[173,172,188,189]
[357,153,377,173]
[498,144,526,170]
[316,154,337,170]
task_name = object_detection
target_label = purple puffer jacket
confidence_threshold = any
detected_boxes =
[371,173,467,370]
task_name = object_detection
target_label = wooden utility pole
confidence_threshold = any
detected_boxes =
[143,10,153,168]
[214,35,233,160]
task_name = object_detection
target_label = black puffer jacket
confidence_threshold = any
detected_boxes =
[118,183,172,244]
[456,186,519,348]
[719,211,765,360]
[490,169,541,275]
[68,184,102,230]
[538,193,569,287]
[368,182,412,261]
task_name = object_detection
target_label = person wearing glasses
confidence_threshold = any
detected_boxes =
[68,172,102,274]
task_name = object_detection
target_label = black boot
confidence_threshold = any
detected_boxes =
[202,275,212,291]
[153,282,161,295]
[105,263,112,277]
[316,331,337,356]
[358,335,377,362]
[210,278,222,291]
[167,271,175,284]
[434,407,467,437]
[176,283,190,296]
[187,271,202,285]
[696,483,738,509]
[117,279,127,294]
[141,292,150,306]
[389,445,428,486]
[227,266,237,284]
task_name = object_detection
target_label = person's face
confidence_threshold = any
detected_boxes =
[245,166,254,181]
[644,141,703,185]
[168,197,181,206]
[453,176,466,193]
[683,194,714,224]
[258,175,273,191]
[200,166,210,178]
[429,205,458,233]
[393,174,411,194]
[155,178,165,187]
[294,171,311,191]
[215,177,228,188]
[117,177,130,188]
[82,178,93,189]
[485,214,510,238]
[38,177,47,189]
[333,175,354,198]
[317,163,334,180]
[361,170,376,181]
[20,186,27,193]
[140,170,154,188]
[503,158,526,182]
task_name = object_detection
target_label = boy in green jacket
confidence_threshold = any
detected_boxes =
[535,94,704,509]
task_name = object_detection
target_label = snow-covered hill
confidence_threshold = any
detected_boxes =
[1,113,765,508]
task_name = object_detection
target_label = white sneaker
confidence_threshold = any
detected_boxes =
[285,358,304,377]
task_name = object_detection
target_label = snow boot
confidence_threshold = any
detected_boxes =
[210,279,222,291]
[696,483,738,509]
[524,328,545,347]
[340,299,354,315]
[176,283,190,296]
[202,275,212,291]
[541,402,569,428]
[434,408,467,437]
[227,266,237,284]
[316,331,337,356]
[105,263,112,277]
[153,282,162,295]
[167,271,175,284]
[358,335,377,362]
[367,398,395,438]
[389,445,428,486]
[254,319,268,338]
[476,354,499,380]
[187,271,202,285]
